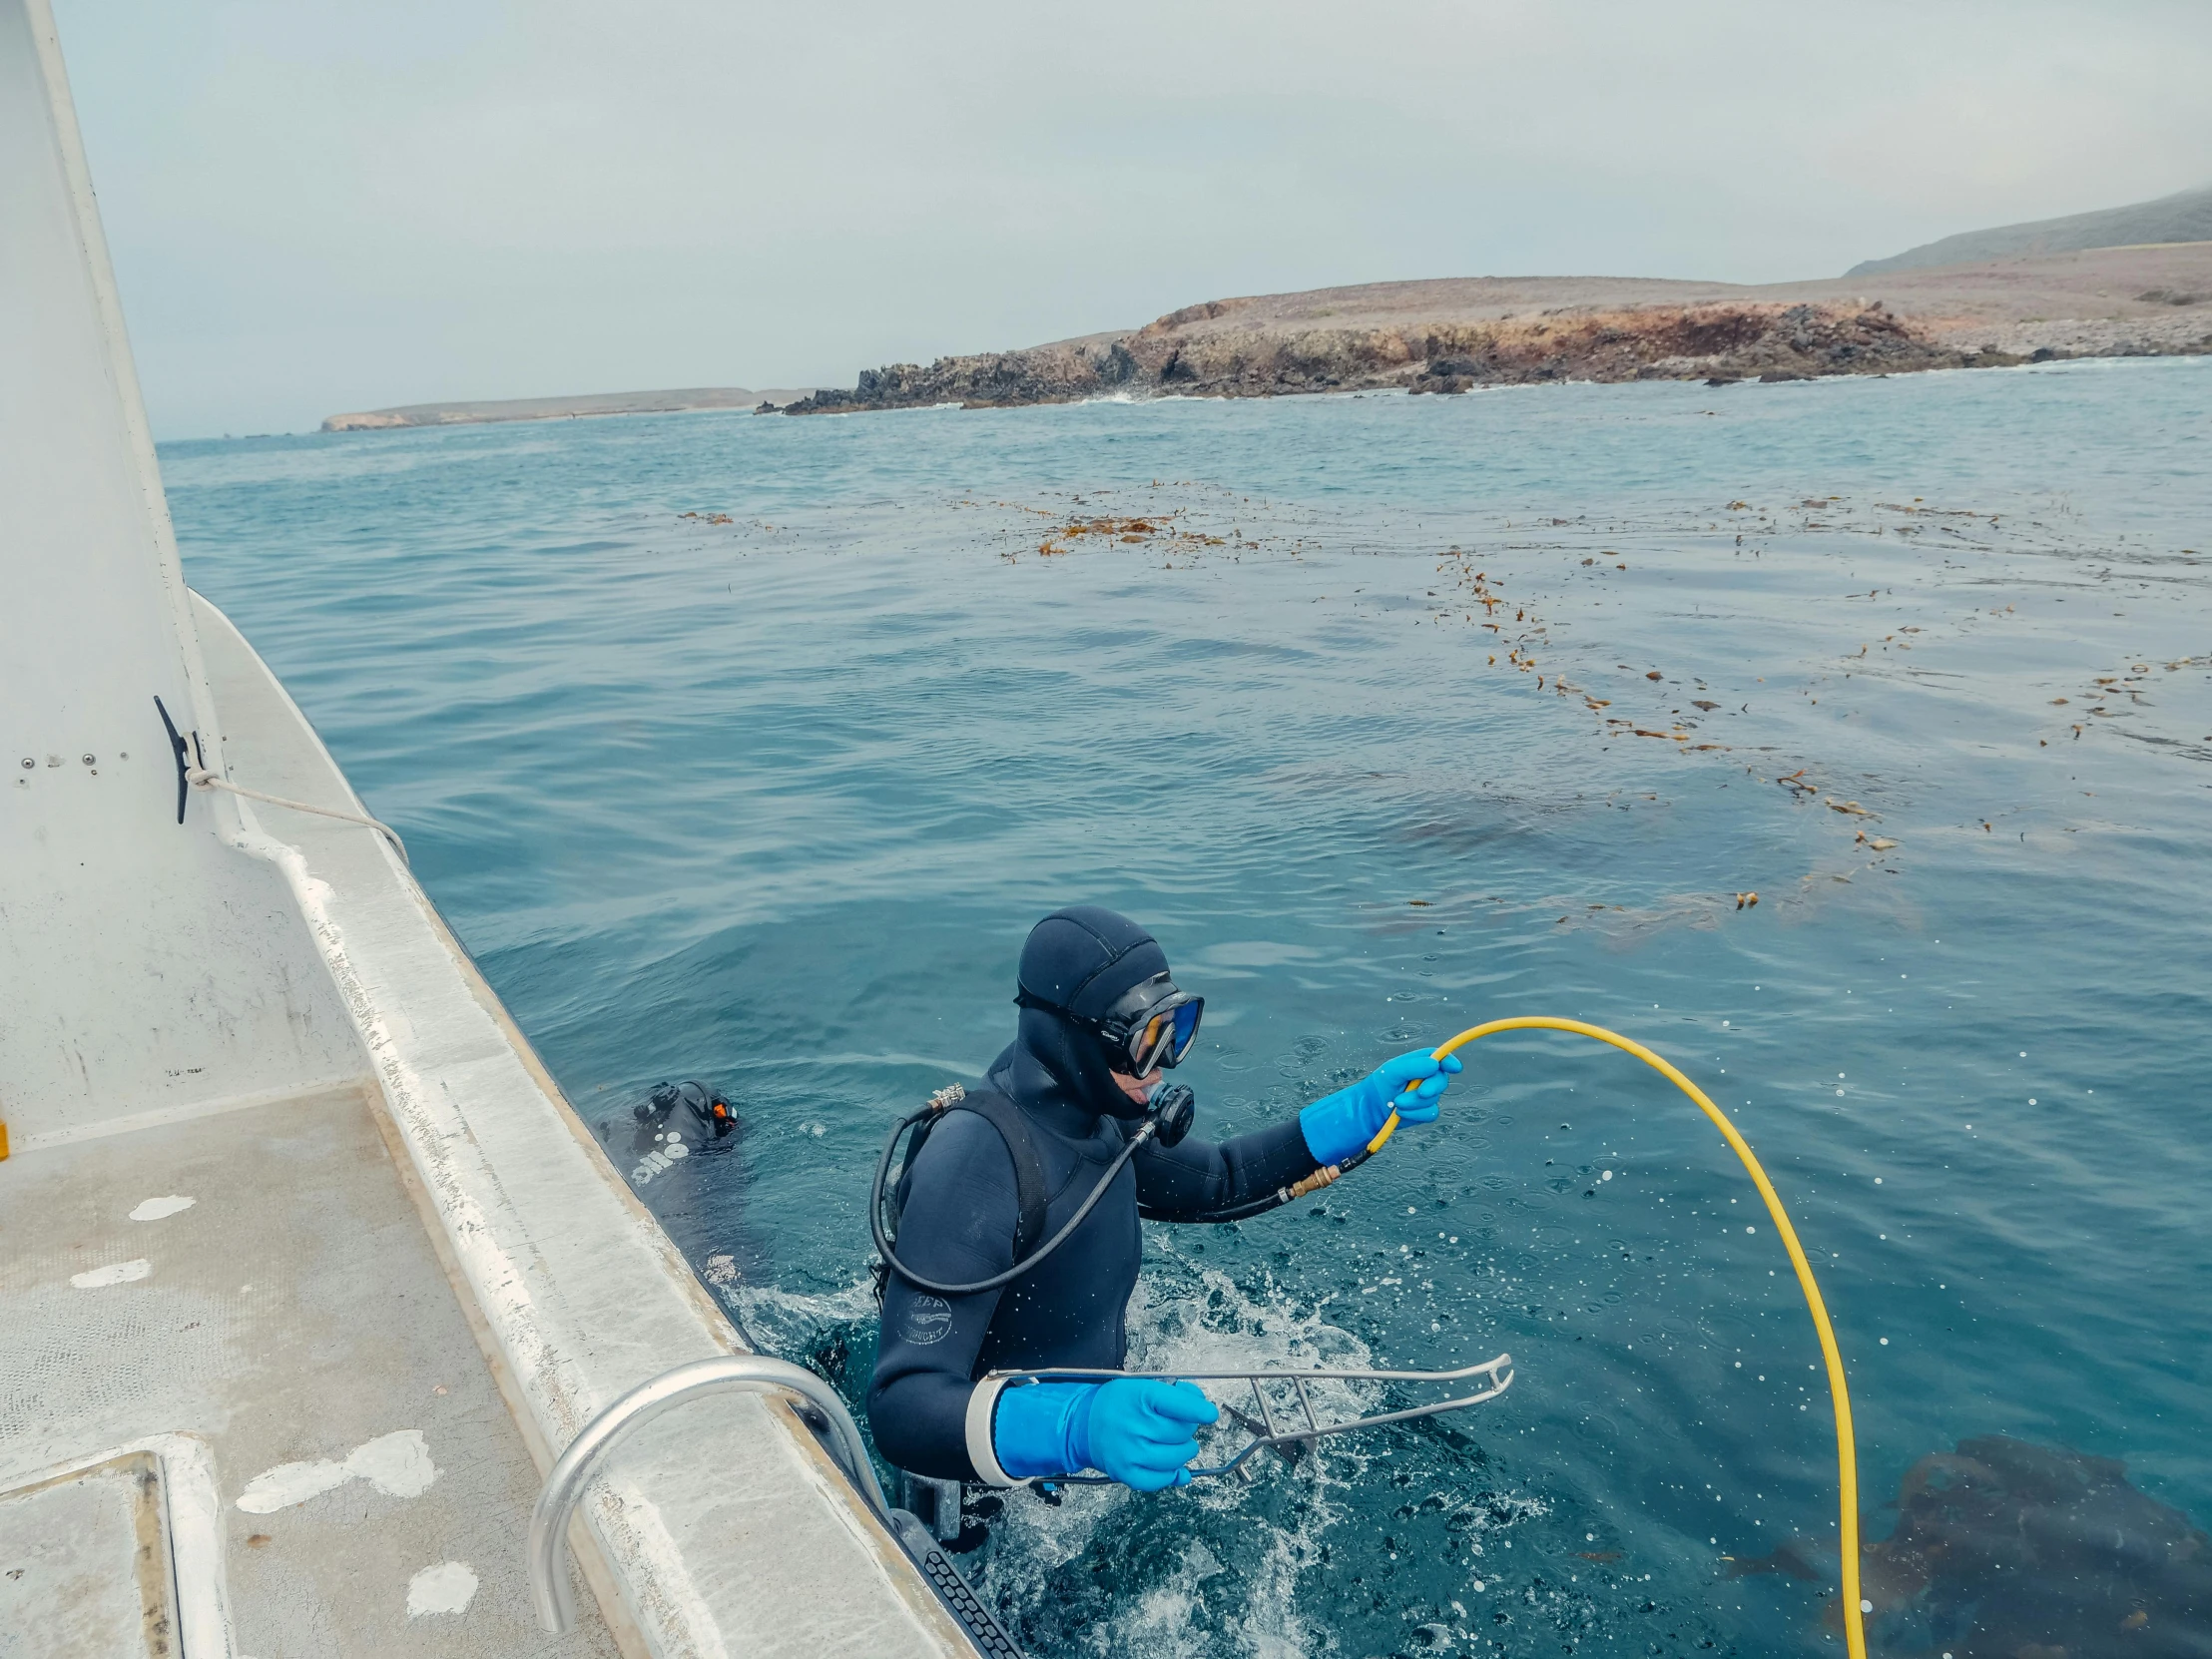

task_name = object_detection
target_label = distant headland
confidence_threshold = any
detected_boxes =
[1848,184,2212,276]
[319,385,816,432]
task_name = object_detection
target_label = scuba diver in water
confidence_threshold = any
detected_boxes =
[868,905,1459,1500]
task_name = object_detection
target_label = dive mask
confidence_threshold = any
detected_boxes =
[1094,973,1204,1076]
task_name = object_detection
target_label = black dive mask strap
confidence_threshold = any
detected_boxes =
[1014,986,1128,1090]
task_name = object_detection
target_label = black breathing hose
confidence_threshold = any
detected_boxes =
[870,1109,1158,1298]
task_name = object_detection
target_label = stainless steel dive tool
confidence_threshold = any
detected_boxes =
[988,1352,1515,1483]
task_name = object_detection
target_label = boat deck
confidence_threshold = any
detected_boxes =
[0,1081,619,1657]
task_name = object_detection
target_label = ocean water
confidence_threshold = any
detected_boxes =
[165,361,2212,1658]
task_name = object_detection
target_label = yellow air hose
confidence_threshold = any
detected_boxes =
[1377,1016,1866,1659]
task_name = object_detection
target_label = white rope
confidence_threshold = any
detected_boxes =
[186,767,409,864]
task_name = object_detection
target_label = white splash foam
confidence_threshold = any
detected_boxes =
[729,1251,1531,1657]
[727,1275,876,1353]
[72,1259,151,1288]
[130,1195,196,1221]
[982,1258,1374,1657]
[405,1560,478,1616]
[237,1429,438,1513]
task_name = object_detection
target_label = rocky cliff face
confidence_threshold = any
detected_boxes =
[783,300,1989,414]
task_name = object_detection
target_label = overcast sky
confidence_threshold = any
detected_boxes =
[53,0,2212,438]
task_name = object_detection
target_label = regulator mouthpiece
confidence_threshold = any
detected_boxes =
[1148,1082,1196,1148]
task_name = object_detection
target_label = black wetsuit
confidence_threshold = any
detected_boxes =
[867,908,1323,1482]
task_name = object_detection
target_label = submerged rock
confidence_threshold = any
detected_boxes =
[1853,1435,2210,1656]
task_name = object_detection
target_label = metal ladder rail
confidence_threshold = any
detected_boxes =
[526,1355,892,1634]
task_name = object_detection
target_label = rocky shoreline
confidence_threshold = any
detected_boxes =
[783,244,2212,415]
[311,245,2212,432]
[784,300,1995,412]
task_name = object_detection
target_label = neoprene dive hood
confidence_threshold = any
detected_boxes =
[1005,906,1175,1122]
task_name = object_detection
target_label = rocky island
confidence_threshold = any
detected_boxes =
[784,241,2212,415]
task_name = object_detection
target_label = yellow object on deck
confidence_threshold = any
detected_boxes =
[1379,1016,1867,1659]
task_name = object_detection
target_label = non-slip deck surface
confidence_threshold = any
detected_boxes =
[0,1085,619,1658]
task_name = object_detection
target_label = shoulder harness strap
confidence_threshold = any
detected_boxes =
[943,1087,1049,1263]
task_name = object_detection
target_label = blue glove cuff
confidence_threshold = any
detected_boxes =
[991,1381,1098,1480]
[1299,1084,1375,1168]
[1299,1050,1461,1166]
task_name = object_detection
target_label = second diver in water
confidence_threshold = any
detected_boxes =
[868,904,1459,1495]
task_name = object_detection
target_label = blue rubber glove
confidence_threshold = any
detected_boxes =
[992,1378,1219,1490]
[1299,1049,1464,1166]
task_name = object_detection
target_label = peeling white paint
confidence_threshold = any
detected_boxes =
[236,1428,437,1514]
[346,1428,437,1498]
[406,1560,478,1617]
[129,1194,195,1221]
[71,1259,150,1288]
[235,1456,347,1514]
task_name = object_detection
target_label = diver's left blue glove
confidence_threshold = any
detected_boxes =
[1299,1049,1463,1166]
